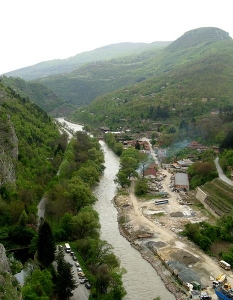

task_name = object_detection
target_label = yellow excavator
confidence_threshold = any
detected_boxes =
[213,273,227,288]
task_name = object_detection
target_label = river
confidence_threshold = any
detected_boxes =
[56,118,175,300]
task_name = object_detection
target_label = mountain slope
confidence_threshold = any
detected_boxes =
[0,76,74,116]
[4,42,171,80]
[32,27,231,109]
[0,78,62,212]
[69,27,233,130]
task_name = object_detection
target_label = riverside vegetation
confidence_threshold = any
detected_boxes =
[2,26,233,299]
[0,81,126,299]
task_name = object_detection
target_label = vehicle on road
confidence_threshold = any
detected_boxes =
[72,256,77,261]
[78,272,85,278]
[77,267,82,272]
[155,199,169,205]
[80,278,88,284]
[219,260,231,270]
[85,282,91,289]
[70,251,75,256]
[65,243,71,253]
[75,262,80,267]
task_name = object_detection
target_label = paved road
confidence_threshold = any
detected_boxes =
[214,157,233,186]
[63,251,90,300]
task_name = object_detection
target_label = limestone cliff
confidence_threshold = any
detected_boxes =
[0,243,21,299]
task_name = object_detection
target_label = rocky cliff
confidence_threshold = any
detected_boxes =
[0,243,21,299]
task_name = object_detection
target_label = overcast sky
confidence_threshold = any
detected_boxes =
[1,0,232,75]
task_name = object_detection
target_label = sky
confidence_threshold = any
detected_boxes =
[1,0,232,75]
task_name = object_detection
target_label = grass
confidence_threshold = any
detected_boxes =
[200,178,233,216]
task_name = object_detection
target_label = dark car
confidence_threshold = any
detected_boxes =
[80,278,88,284]
[85,282,91,289]
[72,256,77,261]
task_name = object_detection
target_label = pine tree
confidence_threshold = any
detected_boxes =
[37,219,56,267]
[55,249,78,299]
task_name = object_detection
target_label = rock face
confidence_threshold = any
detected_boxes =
[0,244,10,272]
[0,114,18,187]
[0,243,21,299]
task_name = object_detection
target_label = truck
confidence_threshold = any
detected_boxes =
[64,243,71,253]
[213,273,227,288]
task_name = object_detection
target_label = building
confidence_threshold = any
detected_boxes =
[174,173,189,191]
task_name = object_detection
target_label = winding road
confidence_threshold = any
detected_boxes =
[215,157,233,186]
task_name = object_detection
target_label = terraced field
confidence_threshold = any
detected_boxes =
[200,178,233,216]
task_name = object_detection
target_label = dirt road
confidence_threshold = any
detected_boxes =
[115,169,233,300]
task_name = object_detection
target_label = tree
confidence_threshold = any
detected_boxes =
[18,210,28,226]
[135,178,148,195]
[37,220,56,267]
[66,176,96,211]
[114,170,130,187]
[55,249,78,299]
[22,269,53,300]
[71,206,100,239]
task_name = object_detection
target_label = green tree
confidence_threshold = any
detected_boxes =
[55,249,78,300]
[37,220,56,267]
[114,170,130,187]
[66,176,96,211]
[71,206,100,239]
[18,210,28,226]
[135,178,148,195]
[22,269,53,300]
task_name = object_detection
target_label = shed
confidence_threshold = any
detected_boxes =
[174,173,189,191]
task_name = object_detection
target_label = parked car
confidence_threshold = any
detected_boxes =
[80,278,88,284]
[72,256,77,261]
[70,251,75,256]
[75,262,80,267]
[77,267,82,272]
[78,272,85,278]
[85,282,91,289]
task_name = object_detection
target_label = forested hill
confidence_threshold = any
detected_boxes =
[4,41,171,80]
[0,79,64,225]
[0,76,74,117]
[69,27,233,135]
[29,27,232,109]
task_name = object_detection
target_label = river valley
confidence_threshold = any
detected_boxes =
[57,118,175,300]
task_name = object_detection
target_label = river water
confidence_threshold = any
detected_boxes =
[56,118,175,300]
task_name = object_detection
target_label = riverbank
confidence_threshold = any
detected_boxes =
[113,176,231,300]
[113,191,189,300]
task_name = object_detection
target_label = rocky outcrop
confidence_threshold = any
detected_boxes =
[0,244,10,272]
[0,113,18,187]
[0,243,21,299]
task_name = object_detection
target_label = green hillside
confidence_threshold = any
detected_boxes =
[0,76,74,116]
[32,43,171,107]
[0,82,66,234]
[4,42,171,80]
[69,27,233,134]
[32,27,231,109]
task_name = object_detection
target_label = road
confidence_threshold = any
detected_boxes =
[63,250,90,300]
[215,157,233,186]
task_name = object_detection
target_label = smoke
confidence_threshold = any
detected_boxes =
[166,140,190,158]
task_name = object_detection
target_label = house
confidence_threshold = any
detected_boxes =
[144,164,158,177]
[174,173,189,191]
[176,159,194,168]
[100,126,110,133]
